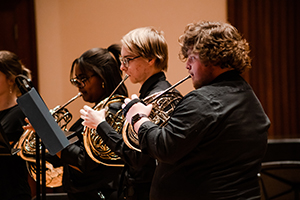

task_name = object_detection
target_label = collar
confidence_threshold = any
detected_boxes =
[210,70,241,84]
[139,71,166,98]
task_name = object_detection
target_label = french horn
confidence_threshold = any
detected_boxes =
[14,92,82,188]
[83,75,129,167]
[122,75,191,152]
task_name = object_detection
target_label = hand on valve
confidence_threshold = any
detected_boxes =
[122,94,152,133]
[80,105,106,129]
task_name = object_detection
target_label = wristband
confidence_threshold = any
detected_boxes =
[131,113,148,126]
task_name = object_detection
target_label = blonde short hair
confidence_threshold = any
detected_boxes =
[121,27,168,71]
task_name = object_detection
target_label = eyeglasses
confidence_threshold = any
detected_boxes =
[119,55,141,68]
[70,74,96,88]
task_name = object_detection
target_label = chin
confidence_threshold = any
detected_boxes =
[82,95,91,103]
[192,80,199,89]
[129,77,138,84]
[193,82,202,89]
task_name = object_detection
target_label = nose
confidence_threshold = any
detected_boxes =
[120,64,127,71]
[186,62,191,70]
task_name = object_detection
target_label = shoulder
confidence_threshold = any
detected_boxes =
[176,88,219,113]
[153,79,172,91]
[182,89,210,102]
[145,79,171,97]
[175,90,209,113]
[140,72,171,97]
[9,105,25,116]
[0,105,26,139]
[1,105,25,122]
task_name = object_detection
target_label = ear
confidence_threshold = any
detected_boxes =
[148,58,156,66]
[7,76,15,86]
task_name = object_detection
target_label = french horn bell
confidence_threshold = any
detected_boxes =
[83,75,129,167]
[122,75,191,152]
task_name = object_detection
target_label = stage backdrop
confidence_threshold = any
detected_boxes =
[34,0,227,124]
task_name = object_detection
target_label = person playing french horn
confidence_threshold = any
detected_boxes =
[81,27,182,200]
[117,21,270,200]
[24,45,128,200]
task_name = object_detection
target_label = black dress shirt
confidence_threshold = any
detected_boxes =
[60,118,123,199]
[97,72,180,199]
[0,105,31,200]
[138,70,270,200]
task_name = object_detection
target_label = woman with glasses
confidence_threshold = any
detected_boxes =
[80,27,181,200]
[0,50,32,200]
[24,45,128,200]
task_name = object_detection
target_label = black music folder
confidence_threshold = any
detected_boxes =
[0,123,20,156]
[17,88,70,155]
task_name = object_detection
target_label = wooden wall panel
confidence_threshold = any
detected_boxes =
[228,0,300,138]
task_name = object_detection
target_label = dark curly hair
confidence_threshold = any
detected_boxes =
[178,21,251,74]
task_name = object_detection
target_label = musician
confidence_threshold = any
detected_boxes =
[120,21,270,200]
[80,27,181,200]
[24,45,128,200]
[0,51,32,200]
[62,45,130,200]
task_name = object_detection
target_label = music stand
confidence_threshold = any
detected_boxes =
[15,75,71,200]
[17,88,72,199]
[17,87,70,155]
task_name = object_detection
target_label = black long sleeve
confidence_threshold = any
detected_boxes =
[138,71,270,200]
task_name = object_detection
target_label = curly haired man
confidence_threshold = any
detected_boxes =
[122,21,270,200]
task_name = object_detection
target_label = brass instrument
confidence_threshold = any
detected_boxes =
[14,92,82,188]
[83,75,129,167]
[122,75,191,152]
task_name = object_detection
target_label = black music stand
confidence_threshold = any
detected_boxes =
[15,75,70,200]
[259,139,300,200]
[17,87,70,155]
